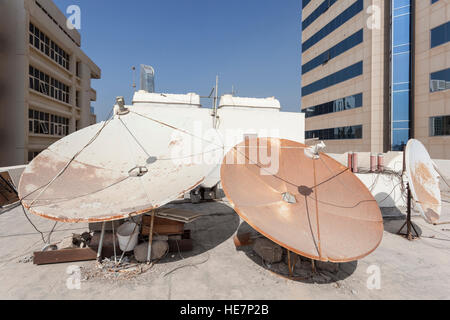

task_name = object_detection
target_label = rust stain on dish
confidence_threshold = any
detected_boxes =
[220,137,384,263]
[411,163,440,223]
[18,149,207,223]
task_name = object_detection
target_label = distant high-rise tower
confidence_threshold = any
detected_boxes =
[140,65,155,92]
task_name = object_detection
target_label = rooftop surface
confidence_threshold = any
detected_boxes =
[0,197,449,300]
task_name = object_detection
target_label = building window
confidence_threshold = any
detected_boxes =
[29,22,70,70]
[303,93,363,118]
[303,0,338,31]
[430,115,450,136]
[303,0,311,9]
[431,21,450,48]
[391,0,412,152]
[305,125,363,140]
[76,90,80,107]
[76,61,81,77]
[34,0,79,46]
[29,109,69,136]
[302,29,363,75]
[29,65,70,104]
[430,68,450,92]
[28,150,42,162]
[302,0,364,52]
[302,61,363,97]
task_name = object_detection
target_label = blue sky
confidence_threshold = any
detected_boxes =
[55,0,302,120]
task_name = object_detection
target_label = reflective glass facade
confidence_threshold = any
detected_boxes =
[430,115,450,136]
[430,68,450,92]
[303,0,338,31]
[302,0,363,52]
[302,29,363,75]
[302,61,363,96]
[431,21,450,48]
[140,65,155,93]
[305,125,363,140]
[391,0,412,151]
[304,93,363,118]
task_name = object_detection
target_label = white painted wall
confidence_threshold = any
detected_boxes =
[129,92,305,188]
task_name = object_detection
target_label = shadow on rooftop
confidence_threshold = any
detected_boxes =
[383,218,423,238]
[235,221,358,284]
[157,200,240,264]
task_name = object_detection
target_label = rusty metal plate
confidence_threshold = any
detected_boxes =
[220,137,384,262]
[18,110,222,223]
[405,139,441,224]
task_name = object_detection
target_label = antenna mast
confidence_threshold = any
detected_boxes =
[213,75,219,128]
[132,66,136,92]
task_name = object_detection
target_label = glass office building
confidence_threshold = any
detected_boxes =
[140,64,155,93]
[391,0,412,151]
[301,0,450,158]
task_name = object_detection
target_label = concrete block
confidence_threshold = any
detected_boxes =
[252,237,283,263]
[134,240,169,262]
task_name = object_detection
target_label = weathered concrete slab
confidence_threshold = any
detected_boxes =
[0,200,449,299]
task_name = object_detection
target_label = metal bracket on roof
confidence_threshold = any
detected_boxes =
[304,141,326,159]
[114,96,129,115]
[128,166,148,177]
[282,192,297,204]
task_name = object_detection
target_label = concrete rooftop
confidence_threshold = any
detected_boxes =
[0,197,450,300]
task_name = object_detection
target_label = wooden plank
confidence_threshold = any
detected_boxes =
[155,208,203,223]
[88,220,125,232]
[33,247,97,265]
[142,216,184,235]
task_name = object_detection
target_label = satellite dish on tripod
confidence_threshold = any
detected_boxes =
[405,139,442,224]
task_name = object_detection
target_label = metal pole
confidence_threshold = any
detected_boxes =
[146,210,156,264]
[287,250,292,277]
[312,159,322,259]
[407,183,412,240]
[112,221,117,264]
[213,75,219,128]
[97,221,106,261]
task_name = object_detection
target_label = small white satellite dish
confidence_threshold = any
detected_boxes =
[405,139,441,224]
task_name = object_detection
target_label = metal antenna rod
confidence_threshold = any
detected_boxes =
[132,66,136,92]
[213,75,219,128]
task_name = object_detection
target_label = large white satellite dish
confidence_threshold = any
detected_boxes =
[18,104,223,223]
[405,139,441,224]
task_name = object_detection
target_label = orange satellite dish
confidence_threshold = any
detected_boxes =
[220,137,383,262]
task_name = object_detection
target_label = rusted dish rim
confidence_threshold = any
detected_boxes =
[220,138,384,263]
[20,178,205,223]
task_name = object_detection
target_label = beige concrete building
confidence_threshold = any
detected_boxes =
[414,0,450,159]
[0,0,100,166]
[301,0,450,159]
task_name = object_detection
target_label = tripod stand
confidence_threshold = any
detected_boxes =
[397,182,420,240]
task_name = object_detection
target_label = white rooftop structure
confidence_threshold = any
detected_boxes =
[132,91,201,107]
[218,95,281,111]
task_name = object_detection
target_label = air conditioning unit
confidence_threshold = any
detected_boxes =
[430,79,444,92]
